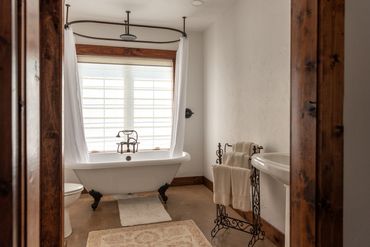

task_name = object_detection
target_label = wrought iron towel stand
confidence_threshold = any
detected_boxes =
[211,143,265,247]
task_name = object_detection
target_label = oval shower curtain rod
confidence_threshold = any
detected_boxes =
[64,4,187,44]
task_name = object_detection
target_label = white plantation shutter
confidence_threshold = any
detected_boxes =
[78,57,173,152]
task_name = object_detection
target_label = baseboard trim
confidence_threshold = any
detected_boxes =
[201,176,284,247]
[202,176,214,192]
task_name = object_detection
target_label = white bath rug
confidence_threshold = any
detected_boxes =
[118,195,172,227]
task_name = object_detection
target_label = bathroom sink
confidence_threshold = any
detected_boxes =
[251,153,290,185]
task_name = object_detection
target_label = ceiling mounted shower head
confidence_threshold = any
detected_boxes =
[120,10,137,41]
[120,33,137,41]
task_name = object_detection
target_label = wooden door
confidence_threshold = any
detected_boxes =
[0,0,41,246]
[291,0,344,246]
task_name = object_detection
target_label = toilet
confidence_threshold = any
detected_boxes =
[64,183,84,238]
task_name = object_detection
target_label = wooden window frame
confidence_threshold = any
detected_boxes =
[76,44,177,60]
[76,44,176,76]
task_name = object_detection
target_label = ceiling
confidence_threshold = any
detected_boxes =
[66,0,235,32]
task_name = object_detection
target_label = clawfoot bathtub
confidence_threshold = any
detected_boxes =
[71,151,190,209]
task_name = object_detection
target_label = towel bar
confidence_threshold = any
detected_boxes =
[211,142,265,247]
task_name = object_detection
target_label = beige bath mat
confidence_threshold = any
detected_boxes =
[87,220,212,247]
[117,195,171,226]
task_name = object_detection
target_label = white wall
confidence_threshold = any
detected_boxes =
[65,26,204,182]
[344,1,370,246]
[203,0,290,232]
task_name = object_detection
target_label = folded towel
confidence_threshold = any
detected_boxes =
[233,142,253,154]
[232,142,243,152]
[231,167,251,211]
[212,165,231,206]
[223,152,251,169]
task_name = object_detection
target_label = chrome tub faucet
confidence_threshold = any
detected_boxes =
[116,130,139,154]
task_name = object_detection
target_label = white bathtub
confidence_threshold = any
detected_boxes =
[72,151,190,195]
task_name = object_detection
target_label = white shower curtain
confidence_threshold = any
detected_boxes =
[170,37,189,157]
[64,28,89,165]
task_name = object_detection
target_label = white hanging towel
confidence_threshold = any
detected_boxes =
[232,142,253,154]
[223,152,251,169]
[231,166,251,211]
[212,165,231,206]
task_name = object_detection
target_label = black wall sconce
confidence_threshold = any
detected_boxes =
[185,108,194,119]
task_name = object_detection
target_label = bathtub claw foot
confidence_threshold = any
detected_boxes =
[89,190,103,210]
[158,183,170,204]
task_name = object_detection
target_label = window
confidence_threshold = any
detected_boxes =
[78,56,174,152]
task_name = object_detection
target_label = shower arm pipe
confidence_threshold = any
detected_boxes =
[64,4,187,44]
[126,11,130,34]
[124,20,128,34]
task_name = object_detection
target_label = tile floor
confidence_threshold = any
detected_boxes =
[66,185,276,247]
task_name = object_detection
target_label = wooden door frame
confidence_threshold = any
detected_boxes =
[291,0,344,247]
[39,0,64,245]
[0,0,20,245]
[0,0,344,246]
[0,0,42,246]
